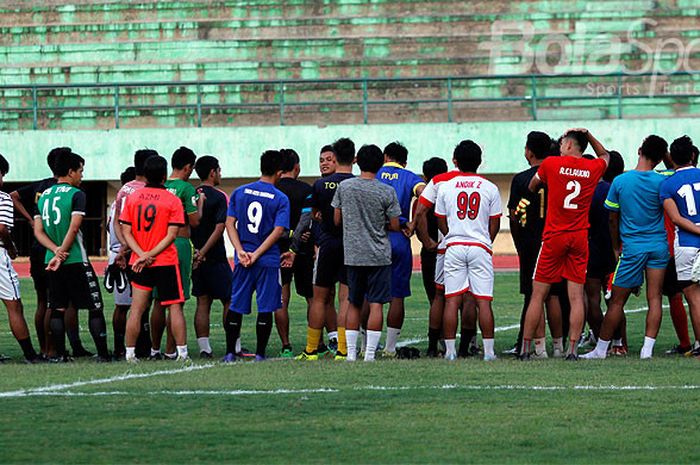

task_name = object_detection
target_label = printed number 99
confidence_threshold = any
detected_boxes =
[247,201,263,233]
[457,192,481,220]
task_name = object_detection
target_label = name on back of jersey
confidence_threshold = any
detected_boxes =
[559,167,591,178]
[454,179,482,189]
[244,187,276,199]
[380,172,399,181]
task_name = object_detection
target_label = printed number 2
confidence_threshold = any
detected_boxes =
[563,180,581,210]
[247,201,263,233]
[677,183,700,215]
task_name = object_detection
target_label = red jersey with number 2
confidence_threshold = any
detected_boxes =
[537,156,607,238]
[119,186,186,267]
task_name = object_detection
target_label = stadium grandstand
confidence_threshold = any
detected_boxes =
[1,0,700,257]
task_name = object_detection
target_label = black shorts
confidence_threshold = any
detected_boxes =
[518,245,539,296]
[314,240,347,288]
[192,260,233,301]
[131,265,184,305]
[420,248,437,302]
[281,252,314,298]
[663,256,683,297]
[48,262,103,311]
[346,265,391,306]
[30,244,48,292]
[587,243,615,281]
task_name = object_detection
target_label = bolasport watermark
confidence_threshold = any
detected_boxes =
[479,18,700,97]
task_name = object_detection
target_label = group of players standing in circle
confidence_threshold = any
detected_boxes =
[0,127,699,364]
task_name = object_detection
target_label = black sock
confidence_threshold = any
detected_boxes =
[36,319,45,354]
[135,310,152,358]
[50,311,67,357]
[17,337,37,360]
[225,311,242,355]
[428,327,440,352]
[88,311,110,358]
[459,328,477,355]
[256,313,273,357]
[66,327,86,353]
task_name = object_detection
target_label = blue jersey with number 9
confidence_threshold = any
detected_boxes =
[227,180,290,267]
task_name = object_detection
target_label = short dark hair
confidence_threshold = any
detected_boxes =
[453,140,482,172]
[563,130,589,153]
[0,153,9,176]
[422,157,448,182]
[120,167,136,185]
[134,149,159,176]
[320,145,334,154]
[526,131,551,159]
[194,155,220,181]
[356,144,384,173]
[260,150,284,176]
[549,138,561,156]
[171,146,196,170]
[47,147,71,175]
[280,148,300,173]
[144,155,168,185]
[639,135,668,164]
[54,150,85,177]
[384,142,408,165]
[332,138,355,165]
[693,144,699,166]
[671,135,695,167]
[603,150,625,183]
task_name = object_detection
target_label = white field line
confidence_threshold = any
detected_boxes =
[0,363,215,399]
[5,383,700,398]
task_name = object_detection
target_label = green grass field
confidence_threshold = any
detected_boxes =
[0,273,699,464]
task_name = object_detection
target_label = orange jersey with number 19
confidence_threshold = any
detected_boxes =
[536,156,607,238]
[119,185,185,267]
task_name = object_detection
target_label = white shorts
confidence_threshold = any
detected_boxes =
[674,245,700,282]
[434,251,445,288]
[108,252,132,306]
[444,245,494,300]
[0,248,20,301]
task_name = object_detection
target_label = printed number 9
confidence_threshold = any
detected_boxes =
[247,201,263,233]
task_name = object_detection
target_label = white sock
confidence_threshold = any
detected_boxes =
[552,337,563,353]
[150,348,161,357]
[612,338,623,347]
[385,327,401,353]
[445,339,456,357]
[165,352,177,359]
[534,337,547,355]
[235,337,241,354]
[365,330,382,361]
[694,340,700,350]
[346,330,359,362]
[483,338,495,357]
[126,347,136,360]
[197,337,212,354]
[595,338,610,355]
[176,345,188,359]
[640,336,655,359]
[360,328,367,353]
[327,331,338,342]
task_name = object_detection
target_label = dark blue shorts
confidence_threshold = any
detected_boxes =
[390,231,412,298]
[230,264,282,314]
[192,260,233,300]
[346,265,391,306]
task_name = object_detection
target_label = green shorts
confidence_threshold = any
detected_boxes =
[153,237,193,301]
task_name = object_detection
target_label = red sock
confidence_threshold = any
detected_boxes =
[669,294,691,348]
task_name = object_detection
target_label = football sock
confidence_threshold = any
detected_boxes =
[669,294,691,348]
[176,345,188,359]
[305,327,322,354]
[225,311,242,354]
[360,328,367,354]
[150,348,161,357]
[458,328,476,355]
[50,311,66,356]
[17,337,37,361]
[337,327,347,354]
[552,337,563,353]
[66,326,86,354]
[125,347,136,360]
[135,311,152,358]
[346,330,359,361]
[445,339,456,357]
[593,338,610,356]
[640,336,655,359]
[428,327,440,352]
[197,337,212,354]
[612,338,623,347]
[327,331,338,342]
[113,330,125,356]
[88,311,110,358]
[483,338,495,357]
[365,330,381,361]
[521,338,532,355]
[694,340,700,350]
[385,327,401,353]
[534,337,547,356]
[256,313,273,357]
[236,337,242,354]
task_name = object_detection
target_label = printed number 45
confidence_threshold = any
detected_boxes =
[564,180,581,210]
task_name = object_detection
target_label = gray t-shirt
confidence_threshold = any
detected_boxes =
[331,177,401,266]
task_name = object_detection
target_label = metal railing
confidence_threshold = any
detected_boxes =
[2,71,700,129]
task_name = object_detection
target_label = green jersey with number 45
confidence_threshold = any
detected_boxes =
[36,183,88,265]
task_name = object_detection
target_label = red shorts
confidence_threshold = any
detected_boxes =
[534,230,588,285]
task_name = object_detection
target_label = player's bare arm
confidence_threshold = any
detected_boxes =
[663,198,700,236]
[333,207,342,227]
[10,190,33,223]
[388,216,401,232]
[410,198,438,250]
[249,225,286,265]
[225,216,251,267]
[489,216,501,242]
[32,216,67,262]
[436,216,448,236]
[528,174,543,193]
[195,222,225,266]
[0,224,17,259]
